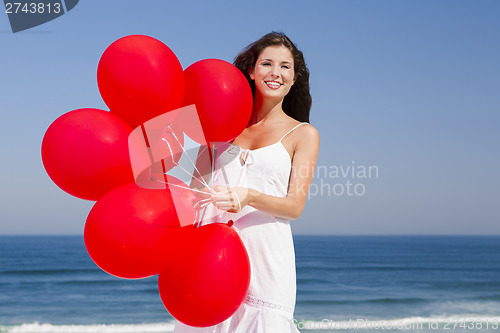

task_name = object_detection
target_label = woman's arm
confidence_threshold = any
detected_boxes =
[212,124,320,220]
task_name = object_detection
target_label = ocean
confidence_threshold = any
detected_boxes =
[1,235,499,332]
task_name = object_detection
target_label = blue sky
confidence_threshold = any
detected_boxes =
[0,0,498,235]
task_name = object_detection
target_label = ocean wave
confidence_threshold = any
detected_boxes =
[296,265,500,272]
[297,278,332,285]
[57,280,125,286]
[0,322,176,333]
[1,269,99,276]
[299,297,427,306]
[475,294,500,301]
[431,280,500,289]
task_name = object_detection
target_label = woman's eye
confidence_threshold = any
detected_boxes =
[282,65,290,69]
[262,62,271,66]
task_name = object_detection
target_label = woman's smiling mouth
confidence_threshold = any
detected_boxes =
[265,80,283,89]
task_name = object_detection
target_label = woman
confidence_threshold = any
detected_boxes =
[175,31,319,333]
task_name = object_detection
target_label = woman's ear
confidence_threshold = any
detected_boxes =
[248,67,255,80]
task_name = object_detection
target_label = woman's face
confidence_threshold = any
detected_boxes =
[250,45,295,101]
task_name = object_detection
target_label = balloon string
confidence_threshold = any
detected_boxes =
[163,125,215,194]
[161,137,205,188]
[213,145,227,225]
[159,124,226,228]
[166,125,207,181]
[161,133,215,195]
[156,180,212,227]
[154,178,213,210]
[194,198,213,210]
[153,178,210,195]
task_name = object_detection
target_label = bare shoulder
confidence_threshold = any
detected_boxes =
[298,123,319,137]
[288,122,319,163]
[295,123,320,147]
[281,114,319,140]
[289,123,319,174]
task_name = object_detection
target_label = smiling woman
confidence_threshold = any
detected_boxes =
[175,32,319,333]
[250,46,296,101]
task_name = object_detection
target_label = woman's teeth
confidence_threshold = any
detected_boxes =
[266,81,282,89]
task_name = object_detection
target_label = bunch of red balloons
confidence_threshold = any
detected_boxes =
[41,35,252,327]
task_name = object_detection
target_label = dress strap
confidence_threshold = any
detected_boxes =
[278,122,307,142]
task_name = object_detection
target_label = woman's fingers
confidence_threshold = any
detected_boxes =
[210,186,246,213]
[211,189,237,211]
[212,195,234,206]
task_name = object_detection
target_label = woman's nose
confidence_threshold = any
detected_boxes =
[269,66,280,78]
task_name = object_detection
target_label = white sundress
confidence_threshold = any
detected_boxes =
[174,123,306,333]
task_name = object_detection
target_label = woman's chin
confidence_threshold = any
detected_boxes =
[256,89,289,102]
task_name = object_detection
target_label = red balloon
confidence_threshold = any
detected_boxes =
[180,59,253,144]
[158,223,250,327]
[41,108,134,201]
[97,35,185,128]
[84,182,197,279]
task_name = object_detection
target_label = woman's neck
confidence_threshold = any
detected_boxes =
[248,93,285,126]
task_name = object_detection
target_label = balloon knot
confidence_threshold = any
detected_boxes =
[227,220,234,227]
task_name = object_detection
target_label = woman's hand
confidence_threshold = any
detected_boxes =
[211,185,251,213]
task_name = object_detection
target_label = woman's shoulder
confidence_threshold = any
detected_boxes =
[283,121,319,164]
[291,121,319,142]
[281,119,319,153]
